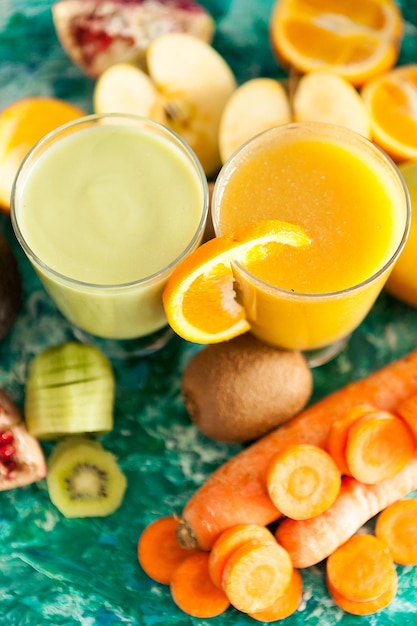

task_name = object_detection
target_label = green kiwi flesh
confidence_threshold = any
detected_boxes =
[47,438,127,518]
[25,342,114,439]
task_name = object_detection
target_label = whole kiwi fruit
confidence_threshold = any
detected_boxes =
[181,333,313,443]
[0,232,21,341]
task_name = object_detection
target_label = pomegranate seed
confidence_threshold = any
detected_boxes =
[0,430,14,445]
[0,444,16,461]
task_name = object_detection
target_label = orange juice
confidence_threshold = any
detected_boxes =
[212,123,410,361]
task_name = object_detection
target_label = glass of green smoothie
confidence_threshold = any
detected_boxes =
[11,113,208,357]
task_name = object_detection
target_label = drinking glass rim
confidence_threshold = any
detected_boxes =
[10,112,209,291]
[212,121,411,301]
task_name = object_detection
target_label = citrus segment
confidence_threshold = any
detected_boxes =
[361,64,417,161]
[270,0,403,86]
[162,220,311,344]
[0,96,85,211]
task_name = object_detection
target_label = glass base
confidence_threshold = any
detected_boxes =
[71,324,174,359]
[303,335,350,368]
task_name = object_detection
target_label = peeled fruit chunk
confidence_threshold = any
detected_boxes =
[218,78,292,164]
[0,96,85,211]
[52,0,215,78]
[0,232,21,341]
[46,437,127,517]
[0,389,47,491]
[25,342,115,439]
[94,32,237,176]
[293,71,371,137]
[385,161,417,307]
[181,334,312,442]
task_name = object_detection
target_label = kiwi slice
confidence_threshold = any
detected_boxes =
[25,342,115,439]
[47,437,127,518]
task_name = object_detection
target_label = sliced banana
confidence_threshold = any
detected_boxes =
[25,342,115,439]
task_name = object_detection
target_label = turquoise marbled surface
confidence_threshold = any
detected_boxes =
[2,1,417,624]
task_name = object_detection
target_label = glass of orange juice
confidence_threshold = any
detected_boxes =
[212,122,410,366]
[11,113,208,358]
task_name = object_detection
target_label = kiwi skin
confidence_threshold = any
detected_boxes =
[181,333,313,443]
[0,232,21,341]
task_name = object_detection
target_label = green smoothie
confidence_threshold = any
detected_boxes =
[13,118,207,340]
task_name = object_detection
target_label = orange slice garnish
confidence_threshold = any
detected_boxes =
[162,220,311,344]
[270,0,404,87]
[361,64,417,161]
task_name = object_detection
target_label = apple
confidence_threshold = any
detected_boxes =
[293,71,371,138]
[218,77,292,164]
[52,0,215,78]
[93,33,237,176]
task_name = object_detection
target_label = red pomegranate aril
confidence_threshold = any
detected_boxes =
[0,429,14,445]
[0,444,16,461]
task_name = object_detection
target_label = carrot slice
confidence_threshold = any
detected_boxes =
[222,539,293,613]
[396,392,417,444]
[375,498,417,565]
[326,534,396,603]
[208,523,275,588]
[327,575,397,616]
[248,568,303,622]
[170,552,230,618]
[266,444,341,520]
[345,410,415,484]
[137,516,200,584]
[326,403,377,475]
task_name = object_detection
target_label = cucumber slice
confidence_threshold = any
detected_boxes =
[47,437,127,518]
[25,342,115,439]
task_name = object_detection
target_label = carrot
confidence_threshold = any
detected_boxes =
[137,516,201,584]
[221,539,293,614]
[396,392,417,443]
[170,551,230,618]
[345,410,415,484]
[327,575,397,616]
[208,523,275,588]
[266,444,341,520]
[375,498,417,565]
[177,349,417,550]
[325,403,376,475]
[275,457,417,568]
[326,534,395,602]
[247,568,303,622]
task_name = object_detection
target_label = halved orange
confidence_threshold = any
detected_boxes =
[270,0,404,87]
[0,96,85,211]
[361,64,417,162]
[162,220,311,344]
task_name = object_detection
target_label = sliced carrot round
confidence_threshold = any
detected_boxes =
[361,64,417,161]
[270,0,403,86]
[248,568,303,622]
[327,574,397,615]
[170,551,230,618]
[208,523,275,588]
[326,534,396,602]
[162,219,310,344]
[266,444,341,520]
[137,516,201,584]
[375,498,417,565]
[345,410,415,484]
[222,539,293,613]
[326,402,378,475]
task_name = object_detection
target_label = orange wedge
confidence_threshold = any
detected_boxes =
[270,0,404,87]
[0,96,85,211]
[162,220,311,344]
[361,64,417,162]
